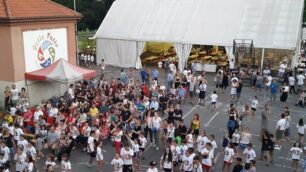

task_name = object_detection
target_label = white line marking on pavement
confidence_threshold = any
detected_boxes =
[205,112,219,127]
[182,94,212,119]
[182,105,199,119]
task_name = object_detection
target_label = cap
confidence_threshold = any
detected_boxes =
[150,161,156,166]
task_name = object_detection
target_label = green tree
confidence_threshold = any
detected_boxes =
[52,0,115,31]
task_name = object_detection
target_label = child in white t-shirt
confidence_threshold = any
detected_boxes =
[291,142,303,171]
[61,153,71,172]
[96,141,104,172]
[222,143,235,172]
[111,153,124,172]
[210,91,218,110]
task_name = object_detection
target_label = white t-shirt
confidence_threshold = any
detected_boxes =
[210,94,218,103]
[182,155,193,171]
[120,148,134,165]
[111,158,124,172]
[196,136,209,153]
[297,75,305,85]
[147,168,158,172]
[49,108,58,117]
[68,88,75,99]
[61,160,72,171]
[291,147,303,160]
[240,132,251,144]
[161,155,172,169]
[0,146,10,161]
[282,85,289,92]
[14,153,27,171]
[34,110,43,122]
[169,63,175,72]
[132,142,140,153]
[263,69,271,76]
[297,124,306,135]
[167,127,175,139]
[139,137,147,149]
[201,148,214,166]
[276,118,286,131]
[279,64,287,73]
[14,128,24,141]
[11,88,20,101]
[224,147,235,163]
[87,136,95,152]
[152,116,162,129]
[158,61,163,68]
[114,130,123,142]
[232,133,241,144]
[251,99,258,109]
[27,162,34,172]
[265,76,272,86]
[243,148,256,163]
[170,145,180,161]
[207,140,217,152]
[289,76,296,86]
[17,139,28,153]
[96,147,103,161]
[27,146,37,160]
[199,84,207,91]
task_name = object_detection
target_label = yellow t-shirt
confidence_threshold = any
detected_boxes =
[191,120,200,130]
[89,107,99,118]
[5,115,13,124]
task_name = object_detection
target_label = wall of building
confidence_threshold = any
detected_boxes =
[0,26,15,82]
[0,20,77,108]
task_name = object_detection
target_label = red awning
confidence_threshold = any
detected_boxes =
[25,59,97,83]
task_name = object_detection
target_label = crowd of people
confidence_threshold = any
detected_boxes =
[1,59,306,172]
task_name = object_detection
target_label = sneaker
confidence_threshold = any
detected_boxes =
[87,162,92,167]
[156,147,159,150]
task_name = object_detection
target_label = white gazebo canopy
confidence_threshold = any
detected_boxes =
[94,0,304,71]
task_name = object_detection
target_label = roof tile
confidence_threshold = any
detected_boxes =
[0,0,81,20]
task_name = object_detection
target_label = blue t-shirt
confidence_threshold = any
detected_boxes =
[270,82,279,94]
[178,88,186,97]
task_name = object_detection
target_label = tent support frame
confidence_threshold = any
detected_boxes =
[260,48,265,74]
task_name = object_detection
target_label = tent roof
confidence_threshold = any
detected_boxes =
[94,0,304,50]
[25,59,96,83]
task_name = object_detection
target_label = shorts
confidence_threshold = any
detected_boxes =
[224,161,232,165]
[90,151,97,158]
[123,164,133,172]
[212,102,216,105]
[298,133,304,137]
[139,148,145,152]
[284,128,290,137]
[276,130,284,140]
[202,164,211,171]
[163,168,172,172]
[133,151,140,158]
[251,107,256,111]
[189,91,194,97]
[193,129,199,136]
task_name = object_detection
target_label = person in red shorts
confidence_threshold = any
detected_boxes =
[201,142,214,172]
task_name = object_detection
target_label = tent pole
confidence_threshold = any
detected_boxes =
[25,80,31,106]
[260,48,265,74]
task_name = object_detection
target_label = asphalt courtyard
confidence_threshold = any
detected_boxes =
[34,66,306,172]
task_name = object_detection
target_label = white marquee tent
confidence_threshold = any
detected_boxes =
[94,0,304,71]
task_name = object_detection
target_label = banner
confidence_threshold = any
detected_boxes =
[23,28,68,72]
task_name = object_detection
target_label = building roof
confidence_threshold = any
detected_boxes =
[0,0,81,23]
